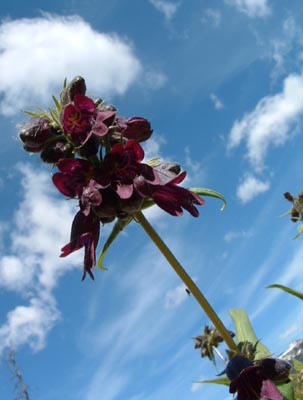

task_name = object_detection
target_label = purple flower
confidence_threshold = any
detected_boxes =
[103,139,154,199]
[81,179,103,216]
[63,94,95,144]
[52,158,97,198]
[91,109,116,137]
[226,356,287,400]
[60,211,100,280]
[135,171,204,217]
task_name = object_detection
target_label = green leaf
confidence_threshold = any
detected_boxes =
[229,309,271,359]
[276,380,295,400]
[97,217,132,270]
[52,95,62,113]
[267,284,303,301]
[189,188,226,211]
[196,377,230,386]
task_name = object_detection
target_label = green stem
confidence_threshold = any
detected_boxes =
[134,211,238,353]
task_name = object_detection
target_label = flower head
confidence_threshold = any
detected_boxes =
[19,76,219,280]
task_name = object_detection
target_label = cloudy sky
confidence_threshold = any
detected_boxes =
[0,0,303,399]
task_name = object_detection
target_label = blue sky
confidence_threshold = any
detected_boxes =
[0,0,303,399]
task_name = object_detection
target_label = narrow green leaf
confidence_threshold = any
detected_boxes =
[189,188,226,211]
[48,108,60,126]
[229,309,271,358]
[97,217,132,270]
[267,284,303,301]
[196,377,230,386]
[52,95,62,113]
[277,209,293,218]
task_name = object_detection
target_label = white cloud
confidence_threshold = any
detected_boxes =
[201,9,222,27]
[228,74,303,171]
[0,297,59,352]
[191,381,204,393]
[142,68,167,89]
[279,322,300,340]
[236,174,270,203]
[149,0,180,21]
[0,15,142,115]
[164,283,189,308]
[0,164,81,352]
[269,17,303,79]
[210,93,224,110]
[226,0,271,18]
[224,229,253,242]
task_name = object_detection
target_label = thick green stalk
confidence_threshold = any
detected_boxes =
[134,211,238,352]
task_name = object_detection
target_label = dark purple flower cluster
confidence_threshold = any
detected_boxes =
[19,76,205,280]
[226,355,291,400]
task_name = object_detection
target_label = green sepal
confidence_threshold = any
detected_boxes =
[277,209,293,218]
[141,198,156,210]
[97,217,132,270]
[267,284,303,301]
[22,107,50,119]
[293,223,303,239]
[275,380,295,400]
[196,377,230,386]
[229,309,271,359]
[189,188,226,211]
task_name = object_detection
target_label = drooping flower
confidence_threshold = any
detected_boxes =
[135,171,204,217]
[60,210,100,280]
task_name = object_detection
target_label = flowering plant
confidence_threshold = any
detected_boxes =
[19,77,302,399]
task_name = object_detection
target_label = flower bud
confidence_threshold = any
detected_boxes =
[116,117,152,142]
[226,355,254,381]
[19,118,51,153]
[78,136,100,158]
[40,141,73,164]
[60,76,87,105]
